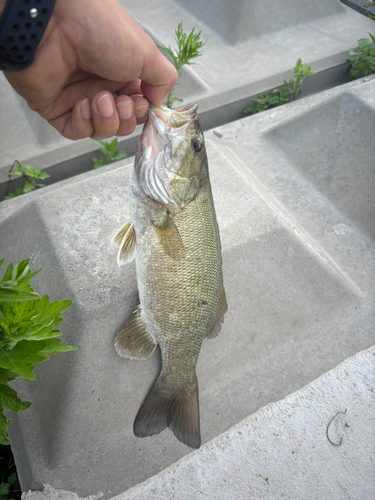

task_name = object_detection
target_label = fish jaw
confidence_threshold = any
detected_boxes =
[134,103,207,209]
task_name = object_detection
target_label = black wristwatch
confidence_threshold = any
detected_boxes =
[0,0,57,71]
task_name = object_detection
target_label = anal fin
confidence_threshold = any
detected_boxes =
[112,220,136,266]
[115,306,157,359]
[206,286,228,339]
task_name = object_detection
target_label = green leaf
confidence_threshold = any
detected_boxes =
[0,287,39,302]
[23,181,35,194]
[0,340,47,380]
[0,259,5,271]
[0,368,8,384]
[32,298,72,327]
[112,150,127,161]
[7,472,17,486]
[22,165,49,180]
[0,480,10,494]
[349,68,360,80]
[0,281,18,287]
[11,164,23,176]
[0,384,31,412]
[23,165,39,177]
[95,140,113,157]
[0,407,13,445]
[37,338,77,359]
[92,157,107,169]
[4,187,23,200]
[107,139,118,153]
[6,259,27,282]
[244,104,255,114]
[6,370,18,383]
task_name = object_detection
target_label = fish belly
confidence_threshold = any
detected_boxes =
[128,176,226,448]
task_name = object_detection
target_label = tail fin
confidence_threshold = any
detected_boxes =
[134,374,200,449]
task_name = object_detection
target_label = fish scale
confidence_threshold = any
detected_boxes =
[113,103,227,448]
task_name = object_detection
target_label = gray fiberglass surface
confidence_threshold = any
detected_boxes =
[174,0,343,43]
[265,92,375,240]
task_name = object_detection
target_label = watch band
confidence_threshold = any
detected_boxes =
[0,0,57,71]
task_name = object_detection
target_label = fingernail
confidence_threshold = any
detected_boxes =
[97,94,114,118]
[134,105,148,118]
[117,101,133,120]
[81,99,91,120]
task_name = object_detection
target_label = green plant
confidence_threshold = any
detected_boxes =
[158,21,207,108]
[244,87,291,115]
[0,258,76,445]
[0,471,19,499]
[4,162,50,201]
[346,34,375,80]
[244,58,316,115]
[92,139,127,168]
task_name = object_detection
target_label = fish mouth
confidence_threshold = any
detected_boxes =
[149,103,198,130]
[141,103,199,159]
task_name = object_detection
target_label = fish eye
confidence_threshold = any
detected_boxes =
[191,138,203,153]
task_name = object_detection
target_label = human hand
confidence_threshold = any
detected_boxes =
[2,0,177,140]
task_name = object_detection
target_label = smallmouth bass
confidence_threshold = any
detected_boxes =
[113,103,227,449]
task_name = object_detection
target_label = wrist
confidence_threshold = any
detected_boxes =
[0,1,6,17]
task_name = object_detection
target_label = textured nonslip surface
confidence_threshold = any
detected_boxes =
[112,346,375,500]
[21,347,375,500]
[1,76,375,498]
[1,0,373,176]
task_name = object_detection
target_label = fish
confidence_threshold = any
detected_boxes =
[112,103,227,449]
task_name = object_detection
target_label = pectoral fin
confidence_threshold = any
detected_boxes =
[206,286,228,339]
[112,220,132,245]
[112,221,136,266]
[152,213,185,260]
[115,306,157,360]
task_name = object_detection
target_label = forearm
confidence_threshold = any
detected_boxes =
[0,0,6,16]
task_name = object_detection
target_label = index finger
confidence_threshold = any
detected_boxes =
[138,40,178,107]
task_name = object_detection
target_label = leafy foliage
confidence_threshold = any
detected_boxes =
[346,34,375,80]
[244,58,316,115]
[0,258,76,445]
[4,162,50,201]
[92,139,127,168]
[0,470,19,499]
[158,21,207,108]
[0,442,20,499]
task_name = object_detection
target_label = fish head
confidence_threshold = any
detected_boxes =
[135,103,207,208]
